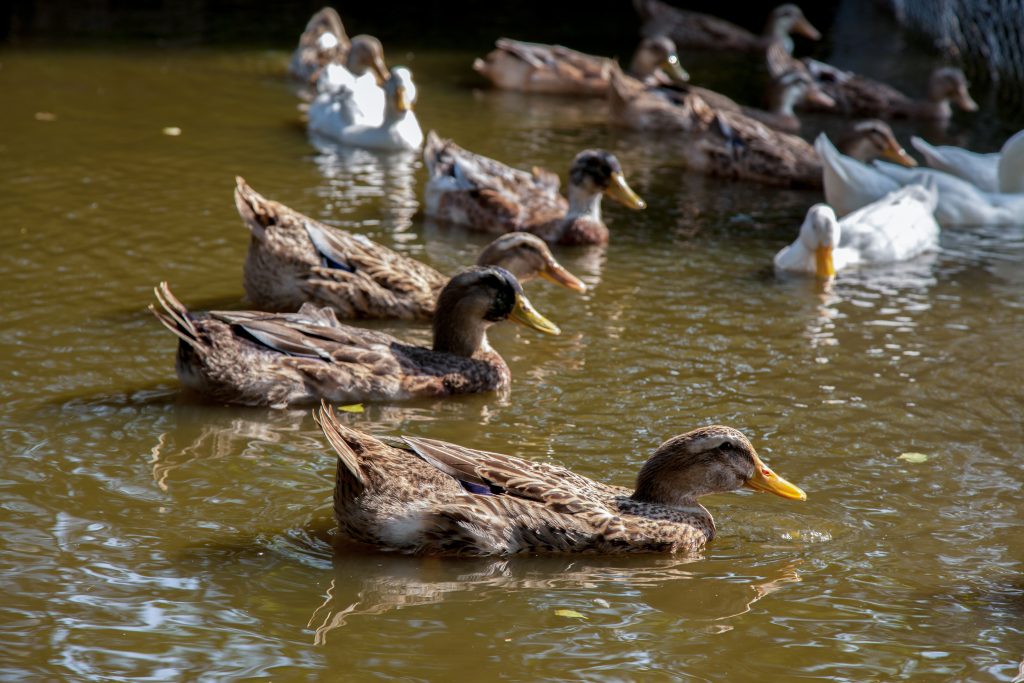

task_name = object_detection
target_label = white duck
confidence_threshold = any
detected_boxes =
[816,133,1024,226]
[312,35,389,127]
[911,129,1024,194]
[774,181,939,279]
[309,66,423,152]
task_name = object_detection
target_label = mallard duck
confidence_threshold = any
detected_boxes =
[834,120,916,167]
[235,178,585,320]
[288,7,350,83]
[774,181,939,279]
[912,129,1024,193]
[800,62,978,120]
[607,65,821,188]
[816,133,1024,226]
[309,66,423,151]
[423,132,646,245]
[472,36,689,96]
[149,269,560,408]
[635,0,820,54]
[316,403,805,555]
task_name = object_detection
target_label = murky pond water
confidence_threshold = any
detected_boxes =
[2,24,1024,683]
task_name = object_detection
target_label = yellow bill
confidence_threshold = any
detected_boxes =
[794,16,821,41]
[395,86,412,112]
[605,172,646,210]
[540,261,587,293]
[509,292,561,335]
[745,456,807,501]
[815,246,836,280]
[662,54,690,84]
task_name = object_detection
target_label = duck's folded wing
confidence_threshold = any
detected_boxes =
[841,182,940,261]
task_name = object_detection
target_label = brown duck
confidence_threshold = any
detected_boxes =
[235,178,584,321]
[423,132,646,246]
[317,403,806,555]
[149,267,559,408]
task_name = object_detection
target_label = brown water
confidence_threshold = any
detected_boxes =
[2,37,1024,682]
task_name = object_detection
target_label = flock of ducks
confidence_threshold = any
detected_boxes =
[150,4,1020,557]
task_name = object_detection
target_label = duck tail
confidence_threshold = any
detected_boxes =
[234,176,279,241]
[315,402,370,498]
[149,282,200,348]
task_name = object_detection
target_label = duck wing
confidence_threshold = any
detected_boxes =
[840,181,940,262]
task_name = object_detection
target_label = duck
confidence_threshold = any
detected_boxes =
[911,129,1024,193]
[149,268,560,408]
[316,402,806,556]
[309,66,423,151]
[798,61,978,120]
[472,36,689,96]
[774,181,939,279]
[423,132,646,245]
[607,65,822,188]
[288,7,350,83]
[634,0,820,54]
[313,35,389,125]
[816,133,1024,226]
[235,177,585,320]
[834,119,917,167]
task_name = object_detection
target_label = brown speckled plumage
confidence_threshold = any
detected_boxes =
[236,178,584,320]
[288,8,350,83]
[149,268,558,408]
[318,406,806,555]
[608,67,822,188]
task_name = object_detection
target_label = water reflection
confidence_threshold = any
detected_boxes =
[306,133,420,232]
[307,553,804,645]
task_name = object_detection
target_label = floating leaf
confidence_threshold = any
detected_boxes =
[162,126,182,136]
[339,403,364,413]
[898,452,929,463]
[35,112,57,122]
[554,609,588,620]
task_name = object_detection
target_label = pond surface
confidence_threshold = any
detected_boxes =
[2,22,1024,683]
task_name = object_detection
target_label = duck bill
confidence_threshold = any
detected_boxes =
[395,86,413,112]
[509,293,561,335]
[745,457,807,501]
[881,142,918,168]
[662,55,690,84]
[956,87,979,112]
[806,86,836,109]
[605,172,647,210]
[794,16,821,41]
[371,56,389,86]
[815,246,836,279]
[539,261,587,293]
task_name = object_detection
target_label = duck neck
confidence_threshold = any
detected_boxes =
[769,85,801,116]
[432,302,489,358]
[566,184,603,223]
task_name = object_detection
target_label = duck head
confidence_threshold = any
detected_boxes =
[476,233,586,293]
[799,203,841,279]
[630,36,690,84]
[929,67,978,113]
[346,35,389,85]
[569,150,647,211]
[840,120,917,167]
[384,66,418,114]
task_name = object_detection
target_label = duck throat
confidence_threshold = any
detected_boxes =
[432,301,489,358]
[566,184,603,224]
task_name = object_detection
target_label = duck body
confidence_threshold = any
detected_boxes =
[309,67,423,152]
[816,133,1024,226]
[423,132,645,245]
[912,129,1024,193]
[318,405,806,556]
[472,36,690,96]
[608,68,821,188]
[235,178,585,321]
[774,182,939,278]
[149,268,560,408]
[634,0,819,54]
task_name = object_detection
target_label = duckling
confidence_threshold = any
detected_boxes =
[235,178,584,320]
[635,0,820,54]
[607,65,822,188]
[288,7,349,83]
[316,403,806,555]
[472,36,689,95]
[774,181,940,279]
[310,66,423,151]
[423,132,646,245]
[149,268,560,408]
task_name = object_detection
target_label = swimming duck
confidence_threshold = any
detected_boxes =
[309,66,423,151]
[235,178,585,320]
[834,120,916,167]
[635,0,820,54]
[774,181,939,279]
[149,269,560,408]
[288,7,349,83]
[313,35,389,125]
[816,133,1024,226]
[423,132,646,245]
[912,129,1024,193]
[316,403,806,555]
[472,36,689,96]
[801,62,978,120]
[607,65,822,188]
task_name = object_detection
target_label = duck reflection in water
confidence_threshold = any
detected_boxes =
[306,554,802,644]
